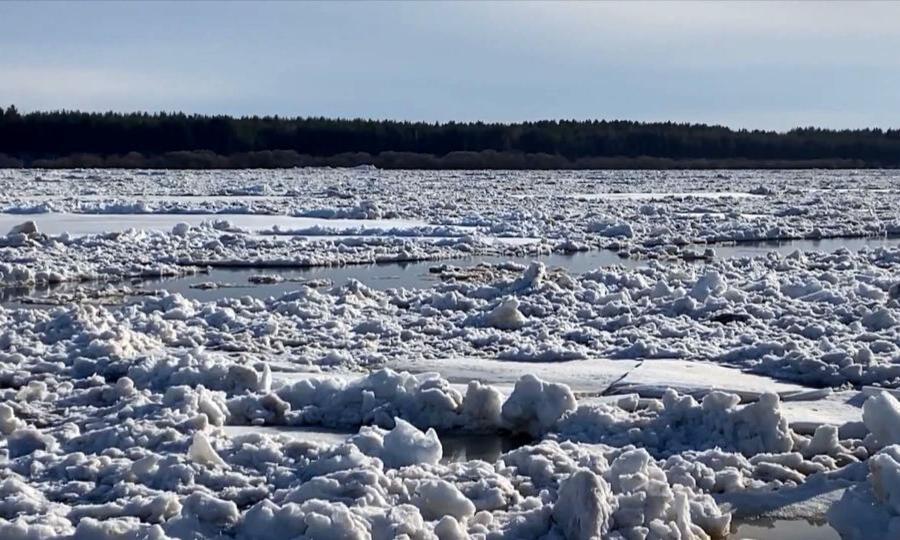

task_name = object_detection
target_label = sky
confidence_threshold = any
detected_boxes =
[2,1,899,131]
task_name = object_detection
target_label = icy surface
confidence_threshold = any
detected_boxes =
[6,168,900,291]
[4,168,900,538]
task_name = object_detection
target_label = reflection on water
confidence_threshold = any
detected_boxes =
[730,518,840,540]
[0,282,57,303]
[0,280,124,308]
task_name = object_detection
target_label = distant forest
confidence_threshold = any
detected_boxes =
[1,105,900,169]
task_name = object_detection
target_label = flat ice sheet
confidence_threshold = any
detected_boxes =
[0,212,429,236]
[780,391,866,436]
[610,359,809,400]
[387,356,639,394]
[570,191,765,200]
[221,425,351,446]
[731,519,840,540]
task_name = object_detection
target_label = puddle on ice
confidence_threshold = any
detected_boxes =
[729,519,840,540]
[220,425,529,464]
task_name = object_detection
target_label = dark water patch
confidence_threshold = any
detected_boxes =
[133,237,900,301]
[128,251,644,301]
[0,281,132,309]
[439,432,532,463]
[6,236,900,304]
[709,236,900,259]
[221,425,530,464]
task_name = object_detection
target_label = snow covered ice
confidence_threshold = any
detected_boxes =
[4,168,900,538]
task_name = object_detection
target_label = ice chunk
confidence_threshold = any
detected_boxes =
[461,380,504,428]
[7,220,38,236]
[801,425,844,458]
[180,492,240,527]
[862,308,898,331]
[502,374,576,436]
[411,479,476,521]
[0,404,24,435]
[171,222,191,237]
[553,469,614,539]
[188,432,228,468]
[0,475,50,517]
[507,261,547,292]
[587,220,634,238]
[483,297,527,330]
[863,391,900,450]
[7,428,56,458]
[870,446,900,515]
[689,270,727,301]
[434,515,468,540]
[72,518,168,540]
[557,390,793,456]
[381,418,442,467]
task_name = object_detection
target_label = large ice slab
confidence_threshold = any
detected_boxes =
[609,359,810,400]
[388,356,639,394]
[781,391,867,437]
[0,212,430,236]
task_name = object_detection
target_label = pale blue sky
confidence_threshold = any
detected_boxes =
[2,1,899,130]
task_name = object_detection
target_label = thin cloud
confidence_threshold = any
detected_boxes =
[0,66,234,113]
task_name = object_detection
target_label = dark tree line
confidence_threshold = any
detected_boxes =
[1,105,899,168]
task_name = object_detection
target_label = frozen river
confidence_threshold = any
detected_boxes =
[3,169,900,539]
